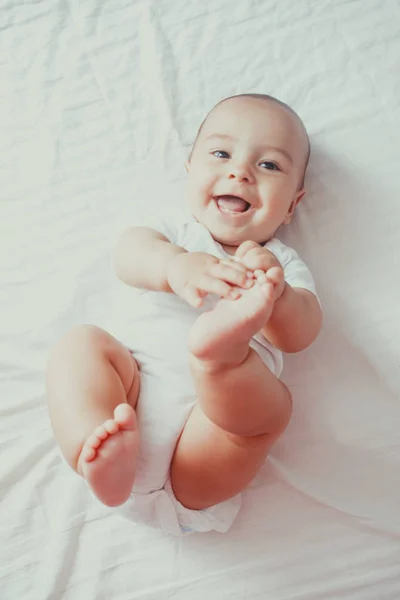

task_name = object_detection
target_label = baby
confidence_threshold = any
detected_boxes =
[47,94,322,534]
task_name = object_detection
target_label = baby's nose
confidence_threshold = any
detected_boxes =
[228,163,254,183]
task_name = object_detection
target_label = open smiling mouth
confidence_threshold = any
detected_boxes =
[214,195,251,214]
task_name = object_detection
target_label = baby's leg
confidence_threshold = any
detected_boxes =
[46,325,140,506]
[170,281,292,510]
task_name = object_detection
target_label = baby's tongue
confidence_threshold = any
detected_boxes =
[216,195,248,213]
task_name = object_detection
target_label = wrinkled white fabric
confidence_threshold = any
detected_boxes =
[2,0,400,598]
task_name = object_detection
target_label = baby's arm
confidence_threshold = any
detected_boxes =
[113,227,186,292]
[235,240,322,353]
[113,227,252,304]
[261,285,322,353]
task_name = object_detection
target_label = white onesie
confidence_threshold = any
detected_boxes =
[110,209,318,535]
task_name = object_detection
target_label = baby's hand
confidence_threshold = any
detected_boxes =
[167,251,254,308]
[235,241,285,300]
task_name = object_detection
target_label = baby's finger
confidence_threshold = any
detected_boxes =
[256,271,268,285]
[227,260,256,280]
[239,247,266,270]
[198,274,233,299]
[244,248,281,273]
[227,287,242,300]
[209,262,254,288]
[266,266,284,286]
[235,240,260,261]
[183,285,205,308]
[219,258,253,277]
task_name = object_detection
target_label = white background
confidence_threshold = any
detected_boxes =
[1,1,400,598]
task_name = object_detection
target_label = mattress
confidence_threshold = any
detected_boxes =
[1,0,400,598]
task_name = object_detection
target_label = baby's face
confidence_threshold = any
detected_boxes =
[186,97,308,252]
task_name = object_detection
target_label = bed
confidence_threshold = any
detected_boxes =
[1,0,400,598]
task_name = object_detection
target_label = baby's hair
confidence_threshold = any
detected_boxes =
[190,93,310,188]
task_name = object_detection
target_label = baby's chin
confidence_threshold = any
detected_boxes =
[193,211,273,248]
[209,225,271,250]
[207,227,242,249]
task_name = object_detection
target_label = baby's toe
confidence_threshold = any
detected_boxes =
[103,419,118,435]
[87,433,102,449]
[94,425,109,440]
[259,280,275,299]
[114,403,137,430]
[81,445,96,462]
[266,266,284,283]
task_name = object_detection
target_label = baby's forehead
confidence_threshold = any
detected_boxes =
[201,97,300,137]
[196,96,310,175]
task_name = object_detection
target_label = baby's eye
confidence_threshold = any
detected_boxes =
[212,150,230,159]
[260,161,280,171]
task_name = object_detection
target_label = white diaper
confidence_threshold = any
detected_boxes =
[110,368,241,535]
[117,478,242,536]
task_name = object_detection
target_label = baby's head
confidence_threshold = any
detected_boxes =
[186,94,310,253]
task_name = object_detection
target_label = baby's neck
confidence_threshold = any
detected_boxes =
[219,243,237,256]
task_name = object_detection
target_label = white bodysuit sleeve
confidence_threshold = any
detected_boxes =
[112,207,184,247]
[265,238,319,297]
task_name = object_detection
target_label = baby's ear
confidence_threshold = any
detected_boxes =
[283,188,306,224]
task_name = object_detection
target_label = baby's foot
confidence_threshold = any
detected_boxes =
[189,277,275,365]
[78,404,139,507]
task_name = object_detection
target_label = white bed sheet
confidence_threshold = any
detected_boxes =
[1,0,400,598]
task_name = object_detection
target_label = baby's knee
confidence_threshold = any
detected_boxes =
[48,325,106,361]
[60,324,108,348]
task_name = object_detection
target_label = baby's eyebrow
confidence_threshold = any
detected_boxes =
[262,145,293,165]
[204,133,234,142]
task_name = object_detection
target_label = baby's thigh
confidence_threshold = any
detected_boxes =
[170,403,279,511]
[48,325,138,393]
[47,325,140,465]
